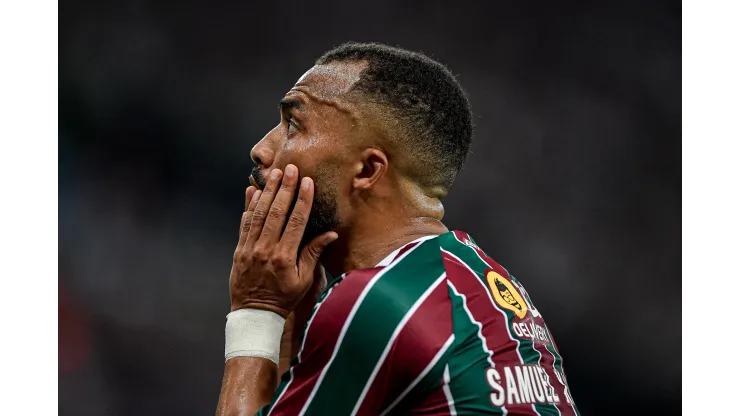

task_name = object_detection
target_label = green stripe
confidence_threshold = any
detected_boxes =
[446,283,505,414]
[440,232,561,415]
[302,238,446,416]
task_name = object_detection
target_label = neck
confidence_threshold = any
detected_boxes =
[320,215,448,278]
[319,174,451,277]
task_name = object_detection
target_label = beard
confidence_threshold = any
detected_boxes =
[250,166,340,248]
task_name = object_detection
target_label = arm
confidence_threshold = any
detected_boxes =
[217,289,317,415]
[216,357,278,416]
[216,166,337,416]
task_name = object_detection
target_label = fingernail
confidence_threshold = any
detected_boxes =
[271,169,282,180]
[301,177,310,189]
[285,164,296,177]
[252,190,262,201]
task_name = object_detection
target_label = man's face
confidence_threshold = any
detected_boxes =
[250,61,367,245]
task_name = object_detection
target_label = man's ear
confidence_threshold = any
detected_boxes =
[352,148,388,191]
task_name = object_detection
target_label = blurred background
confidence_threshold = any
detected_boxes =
[59,0,680,414]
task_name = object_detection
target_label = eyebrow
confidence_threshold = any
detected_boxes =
[278,97,304,113]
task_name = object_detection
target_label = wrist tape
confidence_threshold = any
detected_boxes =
[224,308,286,364]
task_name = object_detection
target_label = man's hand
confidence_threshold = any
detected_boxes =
[217,165,337,416]
[230,164,338,318]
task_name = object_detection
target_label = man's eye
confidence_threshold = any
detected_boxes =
[287,117,299,133]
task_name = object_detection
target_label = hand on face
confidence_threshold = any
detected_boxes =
[229,164,338,318]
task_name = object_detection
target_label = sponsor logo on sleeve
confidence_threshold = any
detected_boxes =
[486,270,528,319]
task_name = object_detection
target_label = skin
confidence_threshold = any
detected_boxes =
[216,61,449,415]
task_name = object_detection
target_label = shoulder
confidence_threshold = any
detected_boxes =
[439,230,512,277]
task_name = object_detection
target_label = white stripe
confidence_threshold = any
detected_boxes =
[378,334,455,416]
[298,240,431,416]
[267,285,337,416]
[446,234,542,415]
[375,234,438,267]
[442,364,458,415]
[350,272,448,416]
[446,281,495,367]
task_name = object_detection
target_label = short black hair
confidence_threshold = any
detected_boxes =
[316,42,473,196]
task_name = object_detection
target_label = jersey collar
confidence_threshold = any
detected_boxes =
[374,234,439,268]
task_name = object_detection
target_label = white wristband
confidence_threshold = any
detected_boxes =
[225,308,286,364]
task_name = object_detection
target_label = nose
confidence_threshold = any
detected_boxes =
[250,131,276,168]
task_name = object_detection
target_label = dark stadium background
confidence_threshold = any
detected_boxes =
[59,1,680,414]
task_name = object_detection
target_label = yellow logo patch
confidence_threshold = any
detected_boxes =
[487,270,528,319]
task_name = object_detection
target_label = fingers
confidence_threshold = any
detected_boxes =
[245,186,256,212]
[278,177,315,255]
[238,187,261,246]
[237,186,255,241]
[297,231,339,283]
[259,164,300,244]
[247,168,284,245]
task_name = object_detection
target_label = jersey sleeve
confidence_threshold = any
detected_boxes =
[256,249,454,416]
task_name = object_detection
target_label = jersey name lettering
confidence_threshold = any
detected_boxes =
[486,364,561,407]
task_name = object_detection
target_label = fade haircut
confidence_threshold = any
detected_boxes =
[316,42,473,197]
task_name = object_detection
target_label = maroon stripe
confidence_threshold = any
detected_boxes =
[401,382,452,416]
[268,268,382,415]
[355,280,453,416]
[545,324,562,355]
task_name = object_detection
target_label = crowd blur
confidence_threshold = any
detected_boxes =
[59,1,680,414]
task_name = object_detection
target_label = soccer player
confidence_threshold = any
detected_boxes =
[216,43,580,416]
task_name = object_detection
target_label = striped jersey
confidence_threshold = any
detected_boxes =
[257,230,580,416]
